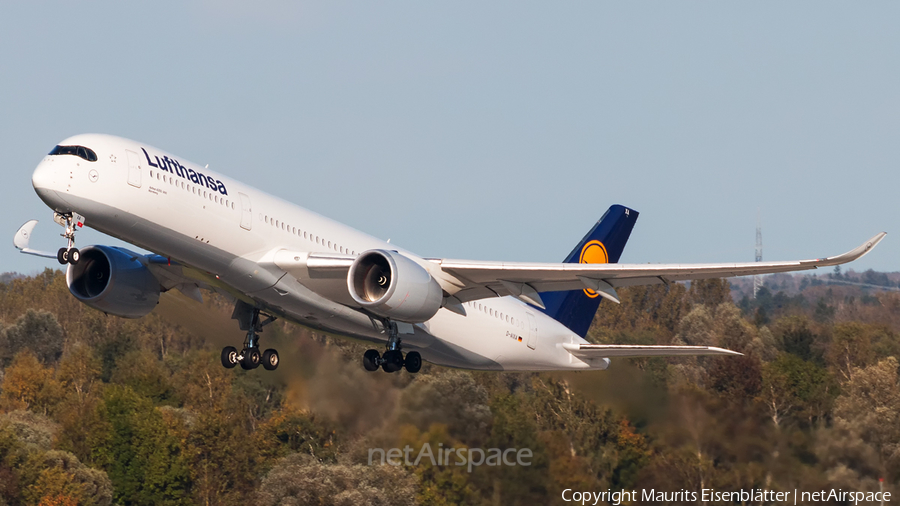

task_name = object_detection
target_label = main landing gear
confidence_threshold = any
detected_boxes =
[54,212,82,265]
[221,301,280,371]
[362,319,422,374]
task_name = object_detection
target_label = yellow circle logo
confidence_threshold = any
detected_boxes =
[579,240,608,298]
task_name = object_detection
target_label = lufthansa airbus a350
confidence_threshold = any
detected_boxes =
[16,134,885,374]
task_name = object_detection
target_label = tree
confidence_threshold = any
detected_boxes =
[0,410,57,450]
[707,354,762,399]
[1,309,65,366]
[759,354,836,428]
[773,315,817,362]
[396,371,492,447]
[688,279,732,307]
[109,349,175,404]
[93,385,191,506]
[256,452,417,506]
[0,350,63,415]
[827,323,877,381]
[57,342,102,403]
[23,451,113,506]
[832,357,900,480]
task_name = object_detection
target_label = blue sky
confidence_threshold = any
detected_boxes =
[1,2,897,276]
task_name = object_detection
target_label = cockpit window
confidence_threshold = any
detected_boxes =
[49,145,98,162]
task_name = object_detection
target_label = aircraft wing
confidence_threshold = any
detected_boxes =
[562,343,742,358]
[434,232,886,308]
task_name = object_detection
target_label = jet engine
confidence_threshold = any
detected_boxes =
[348,249,443,323]
[66,245,160,318]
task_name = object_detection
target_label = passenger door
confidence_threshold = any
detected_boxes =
[239,192,252,230]
[526,312,538,350]
[125,150,141,188]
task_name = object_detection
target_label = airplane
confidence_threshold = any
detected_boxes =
[16,133,885,374]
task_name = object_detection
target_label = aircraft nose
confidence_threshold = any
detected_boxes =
[32,160,57,190]
[32,160,70,211]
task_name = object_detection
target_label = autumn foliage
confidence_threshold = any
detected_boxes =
[0,271,897,504]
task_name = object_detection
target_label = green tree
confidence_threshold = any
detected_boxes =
[93,385,191,506]
[110,349,175,404]
[1,309,65,366]
[773,315,817,362]
[759,354,836,428]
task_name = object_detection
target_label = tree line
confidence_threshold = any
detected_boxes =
[0,269,896,505]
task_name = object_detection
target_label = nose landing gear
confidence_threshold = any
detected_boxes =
[361,319,423,374]
[53,212,84,265]
[221,301,279,371]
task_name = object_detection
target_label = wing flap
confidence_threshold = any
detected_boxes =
[563,343,742,358]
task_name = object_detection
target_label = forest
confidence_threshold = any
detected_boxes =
[0,268,897,505]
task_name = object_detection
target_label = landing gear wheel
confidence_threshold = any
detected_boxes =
[363,350,381,372]
[382,350,403,373]
[240,348,261,370]
[57,248,68,265]
[221,346,238,369]
[404,351,422,373]
[68,248,80,265]
[262,349,279,371]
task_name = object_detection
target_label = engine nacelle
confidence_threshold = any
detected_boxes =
[348,249,443,323]
[66,245,160,319]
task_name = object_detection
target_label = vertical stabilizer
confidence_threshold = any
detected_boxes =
[539,205,638,337]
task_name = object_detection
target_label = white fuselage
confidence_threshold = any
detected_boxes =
[31,134,604,371]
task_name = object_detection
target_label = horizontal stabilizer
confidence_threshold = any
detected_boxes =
[13,220,56,259]
[562,343,742,358]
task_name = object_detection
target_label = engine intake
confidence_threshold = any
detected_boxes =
[66,245,160,318]
[348,250,443,323]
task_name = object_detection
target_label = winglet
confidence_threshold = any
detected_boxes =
[812,232,886,267]
[13,220,57,259]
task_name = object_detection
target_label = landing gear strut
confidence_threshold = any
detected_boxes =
[221,301,279,371]
[362,318,422,374]
[54,212,82,265]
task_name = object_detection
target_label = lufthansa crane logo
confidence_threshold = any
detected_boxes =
[579,240,608,298]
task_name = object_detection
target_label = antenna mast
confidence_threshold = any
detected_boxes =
[753,212,763,298]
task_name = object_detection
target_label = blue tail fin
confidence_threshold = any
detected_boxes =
[538,205,638,337]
